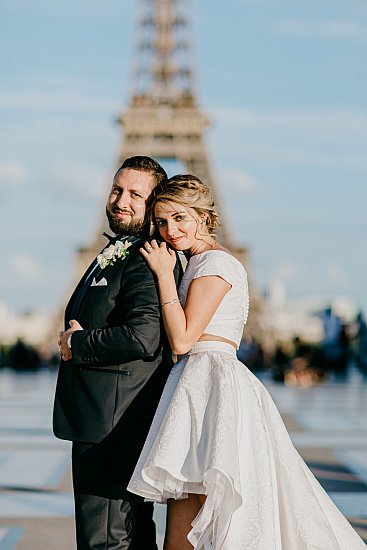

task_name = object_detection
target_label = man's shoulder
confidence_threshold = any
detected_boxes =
[119,237,154,280]
[124,237,147,265]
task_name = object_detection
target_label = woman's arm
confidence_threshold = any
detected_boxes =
[140,241,231,355]
[166,276,230,355]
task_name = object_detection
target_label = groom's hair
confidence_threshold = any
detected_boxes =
[114,156,167,187]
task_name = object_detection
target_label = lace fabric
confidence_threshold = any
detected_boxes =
[178,251,249,348]
[128,342,365,549]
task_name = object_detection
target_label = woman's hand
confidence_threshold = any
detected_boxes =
[140,240,176,277]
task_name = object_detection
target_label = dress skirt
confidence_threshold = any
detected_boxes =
[127,341,366,549]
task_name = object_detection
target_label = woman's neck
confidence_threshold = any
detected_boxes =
[186,237,217,257]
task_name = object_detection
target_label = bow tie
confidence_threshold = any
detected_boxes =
[102,232,130,245]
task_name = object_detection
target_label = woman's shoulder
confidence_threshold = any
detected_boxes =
[191,249,246,269]
[189,249,247,283]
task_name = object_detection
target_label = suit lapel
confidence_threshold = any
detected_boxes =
[69,263,103,321]
[65,236,150,326]
[65,257,100,324]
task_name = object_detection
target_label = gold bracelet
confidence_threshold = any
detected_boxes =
[161,298,179,307]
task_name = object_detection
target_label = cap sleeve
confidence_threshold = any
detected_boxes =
[191,251,235,286]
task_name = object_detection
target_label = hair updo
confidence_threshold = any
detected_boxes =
[151,174,220,233]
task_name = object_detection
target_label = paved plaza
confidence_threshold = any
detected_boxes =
[0,366,366,549]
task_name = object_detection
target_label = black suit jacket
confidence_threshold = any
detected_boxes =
[53,236,181,444]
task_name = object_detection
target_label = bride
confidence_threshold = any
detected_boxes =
[127,174,365,549]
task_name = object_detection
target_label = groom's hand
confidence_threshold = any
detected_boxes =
[58,320,83,361]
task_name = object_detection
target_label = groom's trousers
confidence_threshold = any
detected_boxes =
[72,440,158,550]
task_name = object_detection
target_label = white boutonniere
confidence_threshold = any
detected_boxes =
[97,240,132,269]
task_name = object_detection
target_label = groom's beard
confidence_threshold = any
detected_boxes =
[106,207,148,237]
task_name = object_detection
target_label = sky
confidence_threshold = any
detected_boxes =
[1,0,366,318]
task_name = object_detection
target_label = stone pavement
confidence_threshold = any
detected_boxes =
[0,367,366,549]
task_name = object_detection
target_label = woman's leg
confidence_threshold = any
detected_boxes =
[163,494,206,550]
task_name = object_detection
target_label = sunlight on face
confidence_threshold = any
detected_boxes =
[106,168,155,235]
[154,201,200,250]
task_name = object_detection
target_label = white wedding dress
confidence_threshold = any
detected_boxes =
[128,251,366,549]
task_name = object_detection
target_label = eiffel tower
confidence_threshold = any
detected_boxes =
[50,0,261,345]
[77,0,247,270]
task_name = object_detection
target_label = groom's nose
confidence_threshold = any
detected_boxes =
[116,190,131,209]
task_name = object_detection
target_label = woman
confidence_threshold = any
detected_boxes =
[128,175,365,549]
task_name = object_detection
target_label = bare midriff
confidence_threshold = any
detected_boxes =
[198,333,237,349]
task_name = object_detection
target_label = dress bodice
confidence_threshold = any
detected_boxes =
[178,250,249,348]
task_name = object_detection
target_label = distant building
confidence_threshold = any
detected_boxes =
[260,280,358,345]
[0,302,51,347]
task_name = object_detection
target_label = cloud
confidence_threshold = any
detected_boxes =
[219,168,261,195]
[0,90,120,113]
[275,18,367,41]
[2,0,134,18]
[325,262,350,286]
[215,107,367,136]
[49,163,109,201]
[263,259,353,303]
[0,161,28,186]
[7,253,42,280]
[211,106,367,168]
[274,261,299,282]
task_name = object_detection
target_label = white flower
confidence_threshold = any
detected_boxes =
[97,239,131,269]
[97,255,109,269]
[114,240,132,258]
[102,245,116,260]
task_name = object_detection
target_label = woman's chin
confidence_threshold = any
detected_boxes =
[168,238,188,251]
[171,244,189,251]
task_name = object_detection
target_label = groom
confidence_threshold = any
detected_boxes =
[53,156,180,549]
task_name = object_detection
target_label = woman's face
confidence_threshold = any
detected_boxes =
[154,201,203,250]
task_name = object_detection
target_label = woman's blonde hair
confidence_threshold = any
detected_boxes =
[150,174,220,235]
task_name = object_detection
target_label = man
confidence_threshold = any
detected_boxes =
[53,156,180,549]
